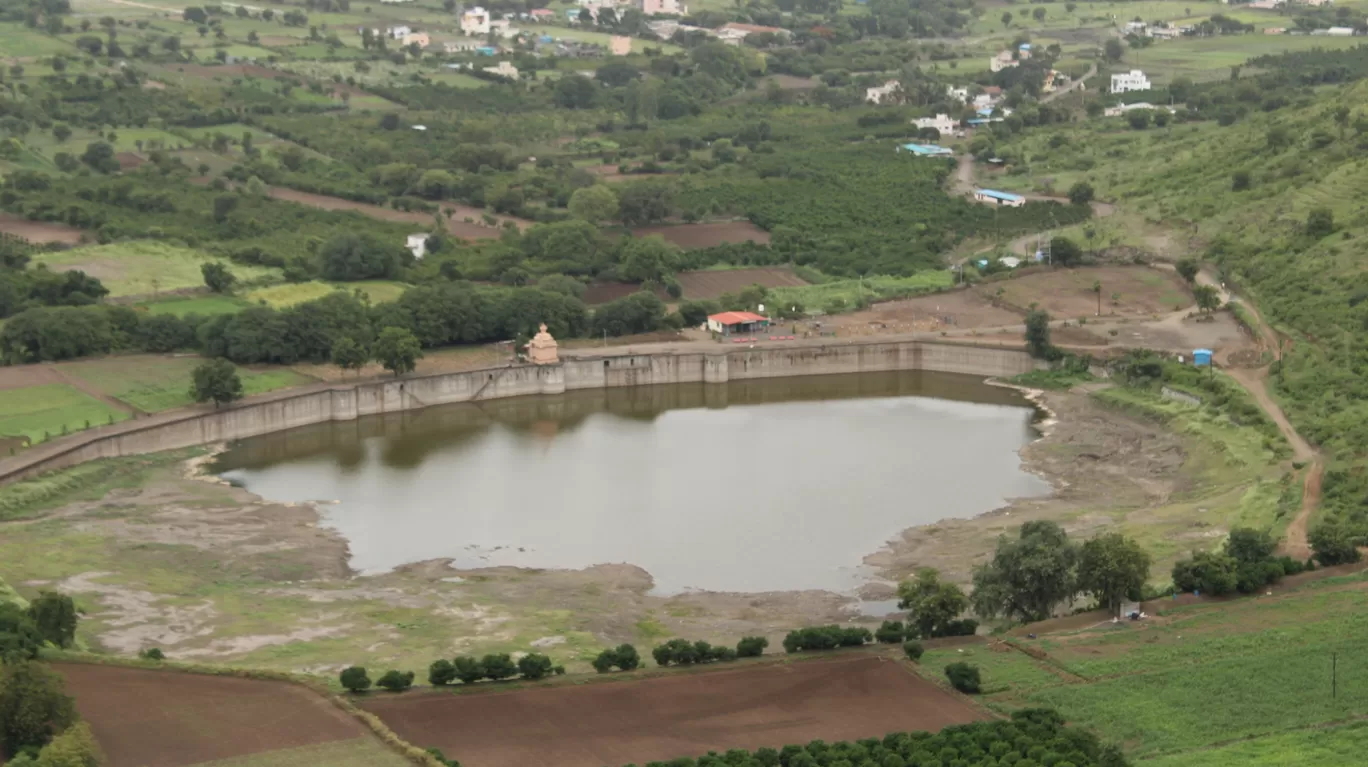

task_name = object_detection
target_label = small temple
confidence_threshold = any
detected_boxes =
[527,323,559,365]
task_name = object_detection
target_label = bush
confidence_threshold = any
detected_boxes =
[945,662,982,694]
[874,620,906,644]
[339,666,371,693]
[1171,550,1239,595]
[592,644,641,673]
[736,636,768,657]
[517,653,554,680]
[138,648,165,661]
[903,640,925,661]
[941,618,979,637]
[480,653,518,681]
[376,670,414,692]
[452,656,484,684]
[653,638,737,666]
[782,625,872,653]
[428,659,456,686]
[1309,520,1362,566]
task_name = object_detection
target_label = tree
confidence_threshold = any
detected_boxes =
[79,141,116,173]
[0,605,43,663]
[183,6,207,23]
[1104,38,1124,62]
[897,568,968,639]
[212,194,238,224]
[617,182,673,226]
[330,337,369,376]
[0,661,77,756]
[1127,110,1151,130]
[29,720,102,767]
[971,520,1078,623]
[481,653,518,681]
[51,124,71,142]
[902,640,924,661]
[1172,551,1238,595]
[27,592,77,649]
[1309,520,1361,566]
[736,636,768,657]
[428,659,456,686]
[452,656,484,684]
[944,662,981,694]
[1225,527,1276,566]
[1192,284,1220,313]
[376,670,414,692]
[190,358,243,407]
[620,235,679,283]
[1076,534,1151,618]
[1001,11,1012,28]
[1231,170,1251,191]
[516,653,554,680]
[1067,181,1094,206]
[373,326,422,376]
[1050,236,1083,267]
[201,262,235,293]
[339,666,371,693]
[568,185,619,224]
[1306,206,1334,238]
[1032,7,1046,21]
[319,234,408,281]
[1175,259,1199,283]
[1024,309,1053,359]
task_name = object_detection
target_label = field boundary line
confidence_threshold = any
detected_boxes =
[996,639,1090,684]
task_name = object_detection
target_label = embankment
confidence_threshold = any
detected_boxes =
[0,339,1039,483]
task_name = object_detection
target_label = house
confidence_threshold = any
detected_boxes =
[912,113,959,134]
[989,50,1018,72]
[1123,21,1147,34]
[460,7,489,35]
[1327,26,1355,35]
[1149,25,1181,39]
[400,32,429,47]
[897,143,954,156]
[976,106,1012,118]
[973,189,1025,207]
[1041,70,1066,92]
[641,0,687,15]
[610,35,632,55]
[1264,26,1287,34]
[707,311,769,336]
[406,234,428,259]
[865,80,901,104]
[444,39,481,53]
[490,18,517,37]
[945,85,968,103]
[999,256,1022,269]
[1017,42,1032,59]
[484,60,519,79]
[1110,69,1151,93]
[530,8,555,20]
[386,25,411,38]
[716,22,788,41]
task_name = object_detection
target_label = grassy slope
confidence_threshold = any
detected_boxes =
[61,357,313,412]
[31,242,281,297]
[0,384,129,442]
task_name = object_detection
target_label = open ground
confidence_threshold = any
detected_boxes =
[362,656,983,767]
[631,221,772,249]
[674,266,809,300]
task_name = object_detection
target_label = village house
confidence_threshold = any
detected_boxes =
[1264,26,1287,34]
[1326,26,1355,35]
[641,0,687,15]
[715,22,788,42]
[945,85,969,103]
[972,86,1002,110]
[1110,69,1152,93]
[386,25,411,38]
[484,60,520,79]
[989,50,1018,73]
[443,39,481,53]
[865,80,901,104]
[400,32,429,47]
[973,189,1026,207]
[1103,102,1168,117]
[460,7,489,35]
[707,311,769,337]
[405,234,428,259]
[912,113,958,134]
[529,8,555,20]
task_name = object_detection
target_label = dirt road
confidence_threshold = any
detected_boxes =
[1042,62,1096,104]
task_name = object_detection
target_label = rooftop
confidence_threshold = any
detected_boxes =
[975,189,1025,202]
[709,311,768,325]
[899,143,954,156]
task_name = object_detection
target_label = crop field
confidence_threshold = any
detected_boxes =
[0,384,128,442]
[60,355,313,413]
[139,295,254,316]
[631,222,772,249]
[674,266,809,300]
[0,212,85,244]
[30,242,282,298]
[0,22,76,57]
[55,662,409,767]
[245,280,408,308]
[362,656,984,767]
[1131,34,1367,83]
[976,265,1192,318]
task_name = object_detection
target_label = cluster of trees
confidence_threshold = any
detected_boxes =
[608,708,1126,767]
[651,636,767,667]
[0,590,98,765]
[782,625,872,652]
[592,644,642,673]
[0,241,108,320]
[340,652,565,693]
[1,592,78,661]
[1171,527,1312,597]
[892,569,981,638]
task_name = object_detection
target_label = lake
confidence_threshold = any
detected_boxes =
[214,371,1050,594]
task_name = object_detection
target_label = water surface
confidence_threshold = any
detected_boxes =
[215,371,1049,594]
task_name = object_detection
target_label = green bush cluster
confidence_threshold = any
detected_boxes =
[592,644,642,673]
[945,662,982,695]
[427,653,563,686]
[782,625,872,653]
[1171,528,1311,596]
[651,639,739,667]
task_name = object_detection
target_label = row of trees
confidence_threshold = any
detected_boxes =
[339,651,564,693]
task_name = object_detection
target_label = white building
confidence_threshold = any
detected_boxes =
[865,80,901,105]
[483,60,519,79]
[912,113,959,134]
[444,39,481,53]
[945,85,968,103]
[1327,26,1355,35]
[1110,69,1152,94]
[386,25,411,39]
[460,8,489,35]
[641,0,687,14]
[989,50,1018,73]
[406,234,428,259]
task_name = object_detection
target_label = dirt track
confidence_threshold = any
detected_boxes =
[362,656,984,767]
[56,662,366,767]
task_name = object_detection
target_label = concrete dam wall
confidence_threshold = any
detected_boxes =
[0,340,1040,483]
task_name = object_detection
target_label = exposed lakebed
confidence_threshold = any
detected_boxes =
[214,371,1049,594]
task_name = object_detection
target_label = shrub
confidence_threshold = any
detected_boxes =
[138,648,165,661]
[1171,551,1239,595]
[903,640,925,661]
[945,662,982,694]
[941,618,979,637]
[782,625,872,653]
[592,644,641,673]
[517,653,554,680]
[1309,520,1362,566]
[874,620,906,644]
[736,636,768,657]
[480,653,518,681]
[376,670,414,692]
[339,666,371,693]
[452,656,484,684]
[428,659,456,686]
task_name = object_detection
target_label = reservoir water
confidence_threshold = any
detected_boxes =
[213,371,1050,594]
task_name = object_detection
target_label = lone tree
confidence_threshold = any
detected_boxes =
[1050,236,1083,267]
[972,520,1079,623]
[201,261,236,293]
[896,568,968,639]
[189,358,243,407]
[0,661,77,755]
[1104,37,1124,62]
[376,670,414,692]
[27,592,77,649]
[339,666,372,693]
[330,337,369,376]
[1193,284,1221,314]
[1306,206,1334,238]
[1175,258,1199,283]
[1024,309,1054,359]
[1309,520,1361,566]
[567,184,619,224]
[1067,181,1094,206]
[373,327,422,377]
[1077,533,1151,618]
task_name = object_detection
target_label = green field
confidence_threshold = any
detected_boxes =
[62,356,314,412]
[769,271,955,313]
[138,295,254,317]
[0,22,77,57]
[1143,721,1368,766]
[1122,34,1368,83]
[0,384,128,442]
[31,242,282,298]
[246,280,408,308]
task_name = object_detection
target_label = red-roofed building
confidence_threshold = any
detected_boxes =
[707,311,769,336]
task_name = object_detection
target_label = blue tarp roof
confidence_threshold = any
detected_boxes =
[899,143,953,155]
[976,189,1025,202]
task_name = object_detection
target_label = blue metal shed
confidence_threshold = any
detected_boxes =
[1193,348,1213,367]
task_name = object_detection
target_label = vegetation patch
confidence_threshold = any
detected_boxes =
[30,241,281,298]
[0,383,128,444]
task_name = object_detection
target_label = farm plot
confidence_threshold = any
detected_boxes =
[0,384,129,442]
[0,212,86,244]
[362,656,985,767]
[975,265,1192,319]
[674,267,807,300]
[30,242,281,298]
[245,280,408,308]
[54,663,409,767]
[263,187,520,238]
[60,355,314,412]
[632,221,772,249]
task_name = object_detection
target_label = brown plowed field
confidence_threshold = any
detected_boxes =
[675,266,807,299]
[633,221,771,249]
[263,187,528,239]
[0,213,85,244]
[55,663,366,767]
[362,656,985,767]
